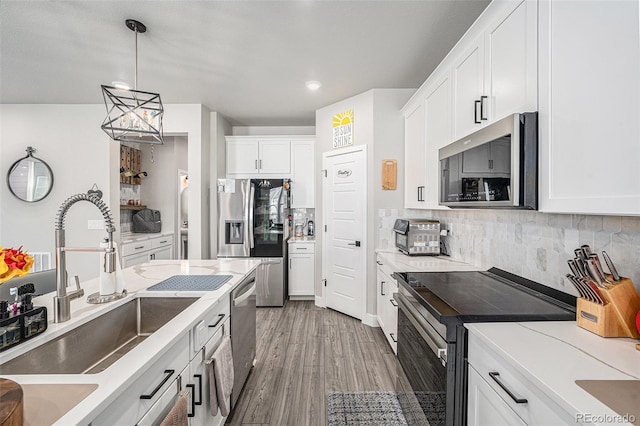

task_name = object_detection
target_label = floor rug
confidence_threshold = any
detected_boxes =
[327,391,408,426]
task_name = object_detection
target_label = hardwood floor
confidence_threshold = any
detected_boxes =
[227,301,397,425]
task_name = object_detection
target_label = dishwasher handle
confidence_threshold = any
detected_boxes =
[233,282,256,306]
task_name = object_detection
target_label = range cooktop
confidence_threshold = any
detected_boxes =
[394,268,576,326]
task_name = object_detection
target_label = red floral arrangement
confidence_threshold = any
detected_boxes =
[0,246,34,284]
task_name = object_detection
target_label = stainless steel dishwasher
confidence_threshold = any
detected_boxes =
[230,268,257,408]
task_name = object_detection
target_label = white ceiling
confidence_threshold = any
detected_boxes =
[0,1,490,126]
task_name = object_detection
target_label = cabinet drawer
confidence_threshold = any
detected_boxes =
[289,242,315,254]
[375,255,396,279]
[136,365,187,426]
[191,297,231,359]
[92,334,190,426]
[468,332,571,425]
[152,235,173,249]
[122,240,152,256]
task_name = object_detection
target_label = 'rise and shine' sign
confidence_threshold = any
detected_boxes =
[332,109,354,148]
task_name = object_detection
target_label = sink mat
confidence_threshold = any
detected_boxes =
[575,380,639,425]
[147,275,233,291]
[23,383,98,426]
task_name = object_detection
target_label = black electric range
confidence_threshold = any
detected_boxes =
[392,268,576,426]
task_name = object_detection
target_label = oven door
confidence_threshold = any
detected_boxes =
[396,291,449,426]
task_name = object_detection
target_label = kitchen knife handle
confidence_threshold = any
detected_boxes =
[489,372,528,404]
[602,251,621,281]
[585,259,604,288]
[589,254,611,285]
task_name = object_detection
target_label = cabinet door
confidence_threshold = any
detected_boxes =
[485,0,538,123]
[227,140,259,175]
[489,139,511,175]
[122,251,150,268]
[468,366,527,426]
[462,143,491,174]
[403,100,427,208]
[376,268,387,330]
[424,73,452,209]
[151,246,173,261]
[452,36,485,140]
[259,140,291,174]
[288,253,314,296]
[539,0,640,215]
[291,140,315,208]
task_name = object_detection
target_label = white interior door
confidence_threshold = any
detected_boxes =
[322,146,366,320]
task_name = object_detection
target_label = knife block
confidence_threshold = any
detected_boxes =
[576,277,640,338]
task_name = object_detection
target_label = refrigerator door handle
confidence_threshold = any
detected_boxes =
[248,183,255,249]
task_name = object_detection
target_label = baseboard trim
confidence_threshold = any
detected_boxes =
[289,295,315,301]
[315,295,326,308]
[363,313,380,327]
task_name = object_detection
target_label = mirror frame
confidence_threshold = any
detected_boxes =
[7,146,54,202]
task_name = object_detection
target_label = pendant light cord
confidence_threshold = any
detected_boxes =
[133,22,138,90]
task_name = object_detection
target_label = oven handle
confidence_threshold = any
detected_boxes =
[396,292,447,365]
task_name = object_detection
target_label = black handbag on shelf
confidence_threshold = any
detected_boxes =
[132,209,162,233]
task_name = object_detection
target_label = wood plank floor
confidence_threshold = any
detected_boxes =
[226,301,397,425]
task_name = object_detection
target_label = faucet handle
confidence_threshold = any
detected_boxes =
[68,275,84,300]
[74,275,81,290]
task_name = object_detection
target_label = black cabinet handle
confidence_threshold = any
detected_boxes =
[480,95,488,120]
[390,299,398,307]
[474,100,481,123]
[376,260,383,266]
[140,369,174,399]
[489,372,528,404]
[209,313,226,328]
[194,374,203,405]
[186,383,196,417]
[417,186,425,202]
[389,333,397,343]
[134,245,145,250]
[381,281,386,296]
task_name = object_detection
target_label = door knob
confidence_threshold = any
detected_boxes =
[348,241,361,247]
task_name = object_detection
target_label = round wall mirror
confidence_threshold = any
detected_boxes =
[7,147,54,202]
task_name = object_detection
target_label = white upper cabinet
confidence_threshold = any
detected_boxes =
[424,72,452,209]
[453,36,486,140]
[403,98,427,208]
[538,0,640,215]
[291,139,315,208]
[226,137,291,177]
[226,139,259,175]
[452,0,537,140]
[485,0,538,123]
[258,140,291,174]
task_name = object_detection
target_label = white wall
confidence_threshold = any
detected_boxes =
[210,112,232,257]
[0,104,114,282]
[315,89,412,320]
[231,126,315,136]
[0,103,212,285]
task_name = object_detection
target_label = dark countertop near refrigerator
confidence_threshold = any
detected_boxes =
[394,268,576,330]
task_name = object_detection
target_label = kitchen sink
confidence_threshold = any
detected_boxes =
[0,297,197,375]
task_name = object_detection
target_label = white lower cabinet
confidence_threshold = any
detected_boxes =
[91,334,190,426]
[187,317,231,426]
[121,234,174,268]
[467,331,571,426]
[376,256,398,354]
[288,242,315,297]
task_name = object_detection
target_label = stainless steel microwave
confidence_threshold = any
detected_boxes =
[439,112,538,209]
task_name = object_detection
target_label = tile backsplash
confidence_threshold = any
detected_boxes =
[378,209,640,295]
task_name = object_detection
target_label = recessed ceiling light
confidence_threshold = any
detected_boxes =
[305,80,321,91]
[111,81,131,90]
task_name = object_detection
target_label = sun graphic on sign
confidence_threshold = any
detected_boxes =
[333,109,353,128]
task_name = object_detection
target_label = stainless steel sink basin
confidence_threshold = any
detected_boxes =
[0,297,197,375]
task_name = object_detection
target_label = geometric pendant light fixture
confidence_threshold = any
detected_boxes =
[101,19,164,145]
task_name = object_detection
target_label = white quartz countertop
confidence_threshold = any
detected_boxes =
[466,322,640,425]
[0,258,261,425]
[120,231,174,244]
[288,236,316,243]
[375,248,479,273]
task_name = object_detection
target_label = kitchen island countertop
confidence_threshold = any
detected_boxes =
[375,248,480,273]
[0,258,262,425]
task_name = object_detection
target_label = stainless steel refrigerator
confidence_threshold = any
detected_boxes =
[217,178,288,307]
